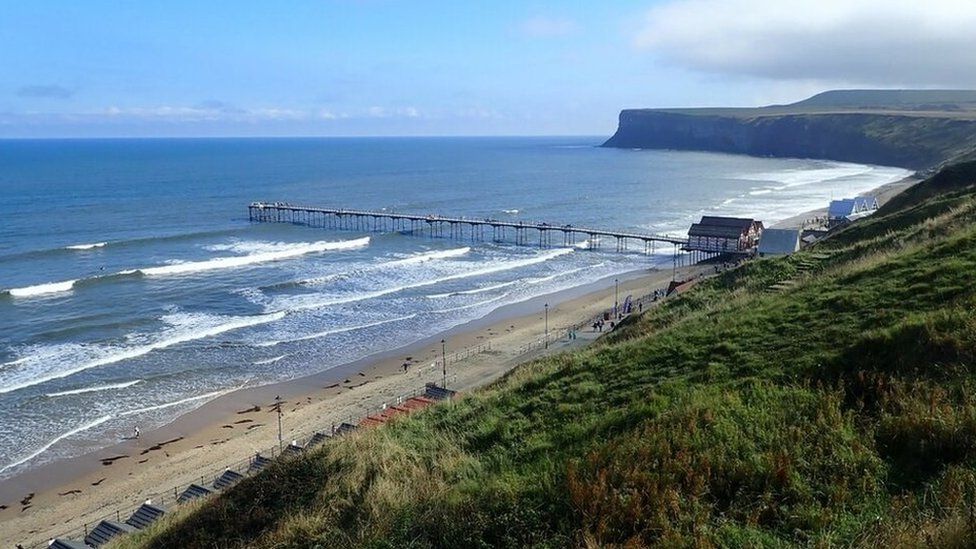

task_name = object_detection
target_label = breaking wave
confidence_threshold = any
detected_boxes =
[141,237,369,276]
[266,246,471,290]
[0,312,284,395]
[65,242,107,251]
[275,248,574,313]
[257,314,417,347]
[2,237,368,299]
[45,380,143,398]
[0,415,113,475]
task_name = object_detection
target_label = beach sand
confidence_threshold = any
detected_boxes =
[0,264,707,546]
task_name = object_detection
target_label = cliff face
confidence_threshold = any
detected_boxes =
[603,110,976,170]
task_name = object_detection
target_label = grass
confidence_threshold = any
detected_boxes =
[117,161,976,548]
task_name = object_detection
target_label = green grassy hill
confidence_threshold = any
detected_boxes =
[120,161,976,548]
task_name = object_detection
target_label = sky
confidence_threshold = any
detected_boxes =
[2,0,975,138]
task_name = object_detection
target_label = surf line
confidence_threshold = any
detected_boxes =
[0,379,252,475]
[2,236,371,299]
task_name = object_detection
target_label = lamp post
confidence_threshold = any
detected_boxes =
[614,278,619,318]
[441,338,447,388]
[274,395,283,452]
[672,244,678,281]
[544,303,549,349]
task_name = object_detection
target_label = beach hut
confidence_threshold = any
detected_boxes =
[282,442,304,458]
[686,216,763,253]
[177,483,213,504]
[758,228,801,257]
[84,520,136,547]
[854,195,880,212]
[307,431,330,447]
[424,383,457,401]
[125,501,166,530]
[50,539,92,549]
[213,469,244,490]
[828,198,857,219]
[248,454,273,474]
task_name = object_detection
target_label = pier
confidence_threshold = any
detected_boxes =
[248,202,692,256]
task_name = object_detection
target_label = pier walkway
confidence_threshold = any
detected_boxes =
[248,202,689,255]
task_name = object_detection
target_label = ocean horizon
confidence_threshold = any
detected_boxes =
[0,136,911,479]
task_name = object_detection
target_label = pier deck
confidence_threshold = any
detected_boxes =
[248,202,689,254]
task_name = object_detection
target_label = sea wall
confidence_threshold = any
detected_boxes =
[602,110,976,170]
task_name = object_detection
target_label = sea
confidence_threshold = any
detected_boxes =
[0,137,910,478]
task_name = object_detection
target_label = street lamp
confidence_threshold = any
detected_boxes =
[274,395,283,451]
[544,303,549,349]
[441,338,447,388]
[614,278,619,318]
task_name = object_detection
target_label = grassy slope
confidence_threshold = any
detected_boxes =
[121,162,976,548]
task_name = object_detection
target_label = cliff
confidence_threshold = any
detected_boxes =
[603,90,976,170]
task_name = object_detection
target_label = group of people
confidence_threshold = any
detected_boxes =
[592,319,613,332]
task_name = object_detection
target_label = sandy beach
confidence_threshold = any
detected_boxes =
[0,264,707,546]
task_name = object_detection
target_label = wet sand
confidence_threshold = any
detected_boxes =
[0,264,706,546]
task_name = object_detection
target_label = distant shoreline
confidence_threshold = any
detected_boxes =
[771,174,921,229]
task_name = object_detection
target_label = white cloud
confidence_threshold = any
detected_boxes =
[634,0,976,87]
[518,16,579,38]
[366,106,423,118]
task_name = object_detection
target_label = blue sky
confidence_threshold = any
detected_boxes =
[2,1,972,137]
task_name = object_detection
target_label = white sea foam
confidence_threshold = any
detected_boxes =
[276,248,573,313]
[0,415,113,474]
[143,237,369,276]
[388,247,470,266]
[254,354,288,365]
[4,238,367,299]
[258,314,417,347]
[0,380,248,474]
[429,294,510,314]
[427,280,520,299]
[65,242,107,251]
[0,357,28,369]
[119,381,247,416]
[288,247,471,288]
[6,279,78,298]
[426,263,597,299]
[526,264,598,285]
[741,165,872,189]
[0,311,284,395]
[45,379,143,398]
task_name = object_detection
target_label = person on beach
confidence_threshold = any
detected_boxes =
[133,426,140,439]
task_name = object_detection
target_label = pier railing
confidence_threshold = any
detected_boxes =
[248,202,689,253]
